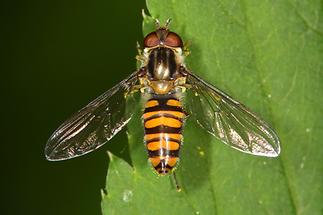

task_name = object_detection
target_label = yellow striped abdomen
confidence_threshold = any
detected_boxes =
[143,95,185,175]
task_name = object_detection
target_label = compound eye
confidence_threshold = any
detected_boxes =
[143,32,160,47]
[164,32,183,47]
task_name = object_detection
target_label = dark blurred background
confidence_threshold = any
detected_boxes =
[3,0,146,214]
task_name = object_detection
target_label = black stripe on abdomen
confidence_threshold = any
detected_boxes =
[148,149,179,157]
[145,126,182,134]
[144,105,183,113]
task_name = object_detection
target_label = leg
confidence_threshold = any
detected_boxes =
[172,172,182,192]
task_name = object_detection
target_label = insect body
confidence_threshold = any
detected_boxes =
[144,96,185,175]
[45,20,280,176]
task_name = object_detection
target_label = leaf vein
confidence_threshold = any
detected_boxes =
[239,0,299,214]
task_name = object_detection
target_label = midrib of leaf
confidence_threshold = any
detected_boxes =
[239,0,298,214]
[143,5,214,214]
[142,11,217,215]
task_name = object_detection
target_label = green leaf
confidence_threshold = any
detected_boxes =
[102,0,323,214]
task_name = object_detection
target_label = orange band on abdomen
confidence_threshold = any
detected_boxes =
[145,117,182,129]
[166,99,182,107]
[147,139,180,151]
[144,133,183,141]
[145,100,159,108]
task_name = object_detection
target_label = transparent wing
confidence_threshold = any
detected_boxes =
[45,72,141,161]
[183,70,280,157]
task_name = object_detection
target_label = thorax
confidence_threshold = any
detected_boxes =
[140,47,186,95]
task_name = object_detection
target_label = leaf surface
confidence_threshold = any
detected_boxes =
[102,1,323,214]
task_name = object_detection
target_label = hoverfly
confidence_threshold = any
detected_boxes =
[45,19,280,179]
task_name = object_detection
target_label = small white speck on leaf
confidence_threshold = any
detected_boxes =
[300,156,306,169]
[122,190,133,203]
[196,146,205,156]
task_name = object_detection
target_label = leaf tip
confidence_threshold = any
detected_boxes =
[107,151,115,161]
[100,188,108,199]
